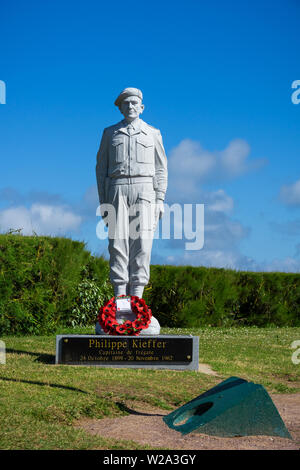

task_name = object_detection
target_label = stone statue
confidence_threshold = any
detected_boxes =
[96,88,168,302]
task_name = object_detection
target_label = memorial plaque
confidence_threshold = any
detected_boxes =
[56,335,199,370]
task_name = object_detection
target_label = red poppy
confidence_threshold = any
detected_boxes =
[98,296,152,336]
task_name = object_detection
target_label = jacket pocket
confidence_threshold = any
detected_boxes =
[111,137,125,162]
[136,137,154,163]
[137,192,156,231]
[138,193,152,203]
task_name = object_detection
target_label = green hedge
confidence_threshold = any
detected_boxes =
[145,266,300,327]
[0,234,111,335]
[0,234,299,334]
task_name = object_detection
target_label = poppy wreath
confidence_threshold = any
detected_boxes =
[98,295,152,336]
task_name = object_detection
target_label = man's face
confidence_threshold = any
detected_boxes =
[120,96,144,121]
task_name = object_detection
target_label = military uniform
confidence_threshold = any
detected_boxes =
[96,117,168,297]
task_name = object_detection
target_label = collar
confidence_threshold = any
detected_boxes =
[115,119,148,136]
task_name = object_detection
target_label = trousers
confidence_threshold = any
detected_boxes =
[107,179,157,298]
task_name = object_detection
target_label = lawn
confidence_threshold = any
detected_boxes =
[0,326,299,450]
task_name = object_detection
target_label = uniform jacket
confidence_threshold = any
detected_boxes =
[96,118,168,205]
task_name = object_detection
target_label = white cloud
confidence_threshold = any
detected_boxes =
[182,249,244,269]
[219,140,266,178]
[154,243,300,273]
[159,247,258,271]
[280,179,300,206]
[160,140,253,270]
[168,138,267,197]
[0,203,82,236]
[153,192,251,272]
[206,189,234,213]
[169,140,216,181]
[156,137,279,271]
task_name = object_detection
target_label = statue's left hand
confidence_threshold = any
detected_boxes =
[155,200,165,221]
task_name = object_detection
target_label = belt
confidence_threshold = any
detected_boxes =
[109,176,153,185]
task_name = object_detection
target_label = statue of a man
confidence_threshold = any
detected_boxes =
[96,88,168,299]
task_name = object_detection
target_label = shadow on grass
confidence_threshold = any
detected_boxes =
[116,401,165,417]
[0,376,89,394]
[6,348,55,364]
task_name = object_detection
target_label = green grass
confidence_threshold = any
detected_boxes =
[0,327,299,449]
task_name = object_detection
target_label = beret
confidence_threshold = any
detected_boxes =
[114,87,143,107]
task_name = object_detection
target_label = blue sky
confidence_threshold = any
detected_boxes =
[1,0,300,271]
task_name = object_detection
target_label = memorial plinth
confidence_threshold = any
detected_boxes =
[55,335,199,370]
